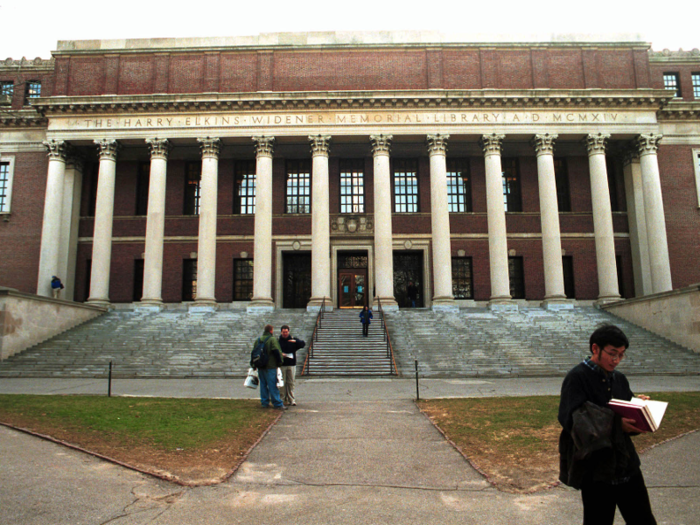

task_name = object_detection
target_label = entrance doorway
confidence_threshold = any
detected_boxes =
[282,252,311,308]
[337,251,368,308]
[393,251,424,307]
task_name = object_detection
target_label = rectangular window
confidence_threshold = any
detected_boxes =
[0,157,15,213]
[447,159,471,213]
[285,160,311,214]
[235,160,256,214]
[452,257,474,299]
[554,158,571,212]
[233,259,254,301]
[502,158,522,212]
[0,81,13,104]
[24,81,41,103]
[183,259,197,301]
[693,149,700,207]
[562,256,575,299]
[393,159,419,213]
[693,73,700,99]
[135,162,150,216]
[133,259,144,302]
[340,159,365,213]
[663,72,681,97]
[184,162,201,215]
[508,256,525,299]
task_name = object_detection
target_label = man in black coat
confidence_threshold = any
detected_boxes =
[279,324,305,406]
[558,324,656,525]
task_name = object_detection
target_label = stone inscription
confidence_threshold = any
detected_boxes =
[52,111,642,132]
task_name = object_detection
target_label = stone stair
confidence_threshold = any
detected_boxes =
[0,308,313,378]
[302,309,396,376]
[387,306,700,378]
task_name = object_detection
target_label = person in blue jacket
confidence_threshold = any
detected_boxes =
[359,305,373,337]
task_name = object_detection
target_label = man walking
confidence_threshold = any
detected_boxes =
[279,324,305,406]
[558,324,657,524]
[252,324,286,410]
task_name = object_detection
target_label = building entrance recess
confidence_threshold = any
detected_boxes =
[337,252,368,308]
[283,253,311,308]
[393,251,424,308]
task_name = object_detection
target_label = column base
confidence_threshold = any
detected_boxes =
[189,300,218,313]
[135,300,164,313]
[489,297,518,312]
[247,296,275,313]
[595,295,622,307]
[307,296,333,312]
[373,296,399,311]
[541,297,575,311]
[431,295,459,313]
[87,298,112,309]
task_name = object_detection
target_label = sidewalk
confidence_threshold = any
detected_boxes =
[1,377,698,524]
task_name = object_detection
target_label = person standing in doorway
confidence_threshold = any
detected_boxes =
[407,281,418,307]
[51,276,64,299]
[359,305,373,337]
[279,324,305,406]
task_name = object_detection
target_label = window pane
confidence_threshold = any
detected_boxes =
[692,73,700,99]
[340,159,365,213]
[25,81,41,103]
[502,158,522,212]
[508,257,525,299]
[663,73,681,97]
[285,160,311,214]
[184,163,201,215]
[447,159,471,213]
[452,257,473,299]
[233,259,254,300]
[392,159,419,213]
[235,160,256,214]
[0,162,9,212]
[183,259,197,301]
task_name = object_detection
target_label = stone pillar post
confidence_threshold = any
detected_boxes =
[532,133,569,308]
[426,134,457,311]
[622,149,652,296]
[308,135,332,311]
[480,133,513,309]
[140,138,170,309]
[248,136,275,312]
[58,156,84,301]
[88,139,120,306]
[192,137,220,310]
[636,133,673,293]
[37,139,69,297]
[370,134,398,310]
[585,133,620,303]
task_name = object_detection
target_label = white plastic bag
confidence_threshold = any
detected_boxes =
[276,367,284,388]
[244,368,259,389]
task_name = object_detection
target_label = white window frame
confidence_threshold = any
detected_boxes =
[0,155,15,214]
[693,149,700,209]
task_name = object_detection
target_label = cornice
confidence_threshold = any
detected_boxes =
[0,57,55,71]
[649,48,700,64]
[31,89,674,116]
[0,109,48,127]
[658,102,700,120]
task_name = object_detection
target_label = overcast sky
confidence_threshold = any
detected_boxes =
[1,0,697,59]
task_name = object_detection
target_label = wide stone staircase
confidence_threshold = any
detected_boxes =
[387,306,700,378]
[302,309,396,376]
[0,308,314,378]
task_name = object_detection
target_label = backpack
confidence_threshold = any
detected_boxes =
[250,335,270,370]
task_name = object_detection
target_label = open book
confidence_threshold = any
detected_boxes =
[608,397,668,432]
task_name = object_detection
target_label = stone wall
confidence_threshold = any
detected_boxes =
[602,283,700,353]
[0,287,105,360]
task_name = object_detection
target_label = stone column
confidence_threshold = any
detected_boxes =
[622,149,652,296]
[585,133,620,303]
[248,136,275,311]
[308,135,332,311]
[370,134,398,310]
[58,156,84,301]
[192,137,220,311]
[88,139,120,306]
[37,139,69,297]
[636,133,673,293]
[139,138,170,309]
[480,133,513,308]
[532,133,569,308]
[426,134,457,311]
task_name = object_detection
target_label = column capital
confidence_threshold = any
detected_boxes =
[43,139,70,161]
[94,139,120,161]
[531,133,558,156]
[197,137,221,159]
[146,138,171,160]
[635,133,663,156]
[309,134,331,156]
[480,133,505,156]
[252,135,275,158]
[585,133,610,155]
[370,134,393,156]
[426,133,449,155]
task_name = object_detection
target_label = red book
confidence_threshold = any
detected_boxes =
[608,398,668,432]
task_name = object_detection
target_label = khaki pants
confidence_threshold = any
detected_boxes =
[52,288,61,299]
[280,365,296,404]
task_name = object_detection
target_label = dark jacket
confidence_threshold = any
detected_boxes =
[359,309,373,325]
[558,360,641,488]
[255,333,284,370]
[279,334,305,366]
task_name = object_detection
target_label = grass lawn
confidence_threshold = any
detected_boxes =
[0,395,280,485]
[418,392,700,493]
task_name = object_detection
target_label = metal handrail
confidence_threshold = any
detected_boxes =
[301,297,325,375]
[376,298,399,376]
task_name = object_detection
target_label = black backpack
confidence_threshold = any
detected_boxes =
[250,335,270,370]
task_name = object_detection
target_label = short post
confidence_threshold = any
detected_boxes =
[108,361,112,397]
[415,359,419,401]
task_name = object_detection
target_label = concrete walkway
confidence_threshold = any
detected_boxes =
[1,377,698,524]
